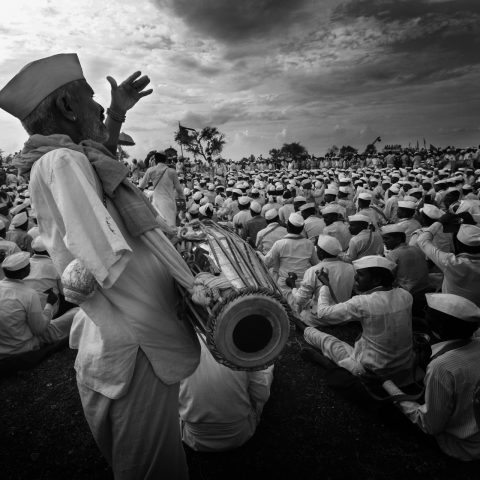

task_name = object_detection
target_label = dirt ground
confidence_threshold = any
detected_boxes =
[1,324,479,480]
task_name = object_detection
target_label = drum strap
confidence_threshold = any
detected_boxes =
[256,223,281,246]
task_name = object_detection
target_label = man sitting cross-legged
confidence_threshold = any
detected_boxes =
[289,235,355,326]
[299,255,414,383]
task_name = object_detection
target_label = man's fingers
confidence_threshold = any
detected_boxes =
[132,75,151,90]
[138,89,153,98]
[122,71,142,85]
[106,76,118,89]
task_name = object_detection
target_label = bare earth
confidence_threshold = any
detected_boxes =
[1,324,479,480]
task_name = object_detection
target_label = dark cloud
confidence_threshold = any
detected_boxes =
[154,0,314,43]
[175,55,223,76]
[333,0,480,23]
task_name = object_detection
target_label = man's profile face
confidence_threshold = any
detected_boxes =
[75,81,108,143]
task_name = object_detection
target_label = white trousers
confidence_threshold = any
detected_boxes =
[77,349,188,480]
[304,327,366,376]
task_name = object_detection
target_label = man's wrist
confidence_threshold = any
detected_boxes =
[107,107,126,123]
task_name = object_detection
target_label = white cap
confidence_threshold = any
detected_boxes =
[322,204,343,216]
[389,185,400,194]
[2,251,30,271]
[358,192,372,201]
[299,202,315,212]
[381,224,407,235]
[11,211,28,228]
[317,235,342,256]
[250,201,262,213]
[408,188,423,196]
[238,196,251,206]
[0,53,85,120]
[294,196,306,203]
[188,203,200,214]
[420,204,444,220]
[348,214,371,224]
[232,188,243,196]
[183,187,191,196]
[353,255,395,271]
[339,186,349,194]
[324,188,338,196]
[31,236,47,252]
[398,200,416,210]
[192,192,203,201]
[9,203,28,216]
[199,203,213,216]
[288,212,304,227]
[457,224,480,246]
[265,209,279,220]
[426,293,480,323]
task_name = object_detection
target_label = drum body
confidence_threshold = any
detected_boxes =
[178,220,291,371]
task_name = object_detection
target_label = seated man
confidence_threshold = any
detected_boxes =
[321,204,351,251]
[23,236,63,314]
[384,293,480,461]
[416,222,480,306]
[299,203,325,241]
[0,252,77,360]
[6,211,33,253]
[0,218,20,280]
[341,214,384,262]
[290,235,355,326]
[301,255,414,381]
[381,224,431,316]
[255,209,287,255]
[263,212,318,297]
[179,337,273,452]
[245,201,267,248]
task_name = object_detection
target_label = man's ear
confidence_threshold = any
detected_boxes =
[55,91,77,122]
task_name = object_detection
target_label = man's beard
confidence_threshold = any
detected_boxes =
[79,113,109,143]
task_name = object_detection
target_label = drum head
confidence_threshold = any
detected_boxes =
[207,290,290,370]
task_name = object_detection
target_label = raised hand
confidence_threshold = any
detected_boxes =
[106,71,153,114]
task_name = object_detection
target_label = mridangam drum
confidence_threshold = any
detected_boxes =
[177,220,292,371]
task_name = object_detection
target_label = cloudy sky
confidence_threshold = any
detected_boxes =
[1,0,480,160]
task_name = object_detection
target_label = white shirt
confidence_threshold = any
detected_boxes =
[24,254,62,309]
[0,278,53,358]
[179,339,273,452]
[292,258,355,315]
[323,221,351,251]
[343,229,384,261]
[264,233,318,287]
[388,339,480,461]
[303,215,326,240]
[317,286,414,376]
[30,148,200,398]
[416,222,480,306]
[255,223,287,255]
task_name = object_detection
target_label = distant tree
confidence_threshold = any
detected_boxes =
[174,125,226,165]
[280,142,308,160]
[339,145,358,157]
[326,145,339,157]
[269,148,281,162]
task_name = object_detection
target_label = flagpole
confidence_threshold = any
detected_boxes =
[178,122,184,159]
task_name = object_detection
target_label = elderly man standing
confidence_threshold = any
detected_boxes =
[0,54,200,479]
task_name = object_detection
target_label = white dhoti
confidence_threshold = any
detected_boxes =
[77,349,188,480]
[152,192,176,227]
[304,327,366,376]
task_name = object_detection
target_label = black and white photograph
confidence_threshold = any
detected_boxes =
[0,1,479,479]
